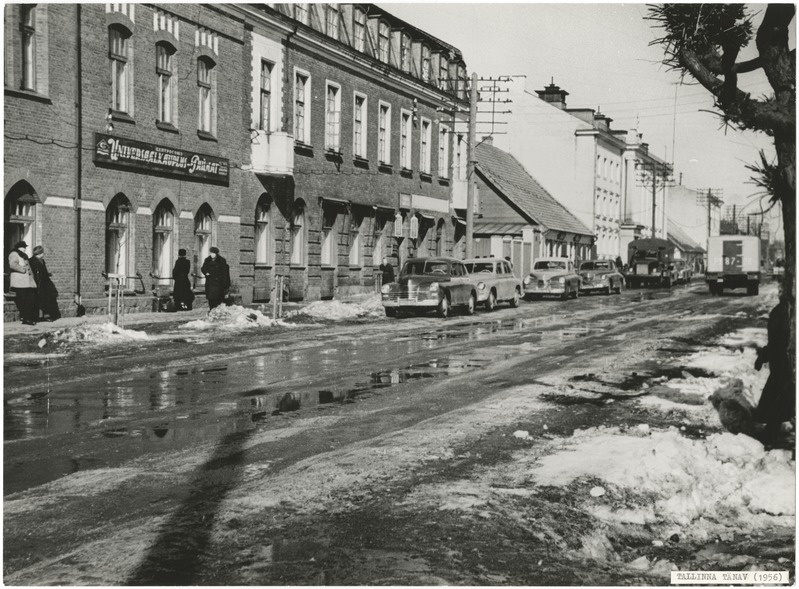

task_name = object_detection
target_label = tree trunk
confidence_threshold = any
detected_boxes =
[775,131,795,386]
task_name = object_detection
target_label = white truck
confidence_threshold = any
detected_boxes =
[705,235,761,296]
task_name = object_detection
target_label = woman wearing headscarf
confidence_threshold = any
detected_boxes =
[8,241,38,325]
[29,245,61,321]
[200,246,230,310]
[172,248,194,311]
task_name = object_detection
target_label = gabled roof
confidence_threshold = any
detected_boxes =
[475,143,593,237]
[668,220,705,253]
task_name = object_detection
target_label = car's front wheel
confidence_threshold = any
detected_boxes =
[437,295,449,318]
[509,288,520,308]
[466,292,476,315]
[614,280,623,295]
[485,290,497,311]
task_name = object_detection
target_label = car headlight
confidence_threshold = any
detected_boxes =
[477,282,486,290]
[523,277,531,286]
[381,284,391,294]
[556,277,566,284]
[599,275,608,282]
[429,282,439,291]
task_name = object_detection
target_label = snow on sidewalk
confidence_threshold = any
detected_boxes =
[51,322,150,345]
[180,305,297,331]
[287,294,384,321]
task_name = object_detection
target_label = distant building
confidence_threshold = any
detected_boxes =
[667,220,706,272]
[490,77,669,261]
[472,140,593,274]
[668,184,722,265]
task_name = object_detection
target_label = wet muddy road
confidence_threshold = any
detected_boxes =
[4,284,788,584]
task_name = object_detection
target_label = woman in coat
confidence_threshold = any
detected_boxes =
[200,247,230,310]
[172,249,194,311]
[8,240,38,325]
[29,245,61,321]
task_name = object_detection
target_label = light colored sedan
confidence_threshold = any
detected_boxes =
[464,258,522,310]
[523,257,581,300]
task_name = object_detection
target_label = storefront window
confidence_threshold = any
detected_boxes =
[106,195,131,286]
[194,205,213,286]
[153,201,174,286]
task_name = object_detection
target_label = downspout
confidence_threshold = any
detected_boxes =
[74,4,83,314]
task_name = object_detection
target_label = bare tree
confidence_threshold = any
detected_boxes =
[647,3,795,378]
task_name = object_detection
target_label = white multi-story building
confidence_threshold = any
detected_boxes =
[491,77,669,260]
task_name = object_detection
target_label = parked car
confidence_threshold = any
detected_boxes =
[670,259,693,284]
[577,259,624,295]
[522,257,580,300]
[464,258,522,310]
[381,257,478,318]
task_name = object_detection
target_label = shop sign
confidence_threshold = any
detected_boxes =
[94,133,229,183]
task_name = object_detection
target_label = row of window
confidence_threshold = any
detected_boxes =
[597,155,621,184]
[274,4,467,98]
[109,23,217,135]
[291,71,458,176]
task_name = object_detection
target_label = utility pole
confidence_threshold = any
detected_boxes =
[465,71,478,258]
[636,161,673,238]
[696,188,723,242]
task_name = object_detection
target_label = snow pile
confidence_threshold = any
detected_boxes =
[289,294,384,321]
[180,305,295,330]
[684,345,767,408]
[717,327,768,349]
[530,427,795,539]
[52,322,149,345]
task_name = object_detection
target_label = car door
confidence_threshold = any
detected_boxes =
[497,261,511,300]
[453,262,471,304]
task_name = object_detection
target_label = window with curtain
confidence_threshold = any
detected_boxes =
[353,94,366,158]
[20,5,36,90]
[325,83,341,151]
[197,57,215,133]
[378,103,391,164]
[255,200,273,265]
[194,207,213,285]
[438,125,450,177]
[400,112,411,169]
[259,60,273,131]
[109,26,130,112]
[349,212,363,266]
[290,208,306,266]
[156,43,175,124]
[420,119,431,174]
[106,197,131,281]
[153,202,174,286]
[295,72,309,143]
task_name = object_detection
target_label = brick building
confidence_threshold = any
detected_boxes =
[235,4,470,303]
[4,3,470,318]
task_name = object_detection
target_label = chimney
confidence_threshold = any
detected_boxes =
[481,135,493,146]
[593,106,612,131]
[535,77,569,109]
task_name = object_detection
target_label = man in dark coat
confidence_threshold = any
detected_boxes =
[8,240,38,325]
[200,246,230,310]
[172,249,194,311]
[29,245,61,321]
[754,282,795,446]
[378,256,395,286]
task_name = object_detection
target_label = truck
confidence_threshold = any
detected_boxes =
[625,238,678,288]
[705,235,761,296]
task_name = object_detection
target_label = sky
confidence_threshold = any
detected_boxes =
[383,3,788,240]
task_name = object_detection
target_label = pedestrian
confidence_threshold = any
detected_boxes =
[8,240,38,325]
[615,256,624,271]
[200,246,230,310]
[378,256,395,286]
[29,245,61,322]
[172,248,194,311]
[753,280,795,447]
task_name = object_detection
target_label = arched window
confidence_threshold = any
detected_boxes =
[153,200,175,286]
[4,183,37,293]
[290,202,306,266]
[156,42,176,124]
[197,56,216,135]
[106,194,131,284]
[109,25,132,113]
[255,195,273,265]
[194,204,214,286]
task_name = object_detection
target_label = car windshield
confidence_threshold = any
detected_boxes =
[401,260,450,276]
[580,261,612,271]
[633,249,661,260]
[465,262,494,274]
[534,260,567,271]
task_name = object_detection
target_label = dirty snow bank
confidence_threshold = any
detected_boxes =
[180,305,296,330]
[717,327,768,349]
[52,322,150,345]
[288,294,384,321]
[529,426,794,540]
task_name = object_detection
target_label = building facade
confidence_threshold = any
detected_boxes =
[4,3,471,318]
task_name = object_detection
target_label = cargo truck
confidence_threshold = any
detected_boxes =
[625,238,678,288]
[705,235,761,295]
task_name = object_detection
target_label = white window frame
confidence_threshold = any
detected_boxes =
[325,80,341,152]
[353,7,365,52]
[349,213,363,266]
[156,42,176,124]
[109,26,131,113]
[255,201,274,265]
[438,123,450,178]
[421,45,431,83]
[353,92,367,159]
[293,68,311,144]
[400,109,412,169]
[325,4,339,40]
[321,206,336,267]
[420,117,431,174]
[290,209,306,266]
[377,20,390,63]
[259,59,274,132]
[20,5,36,91]
[197,57,216,134]
[378,101,391,165]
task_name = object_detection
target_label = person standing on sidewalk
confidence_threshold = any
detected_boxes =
[172,249,194,311]
[29,245,61,322]
[200,246,230,310]
[379,256,395,287]
[8,241,37,325]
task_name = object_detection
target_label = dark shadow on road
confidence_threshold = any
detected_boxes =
[126,426,255,585]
